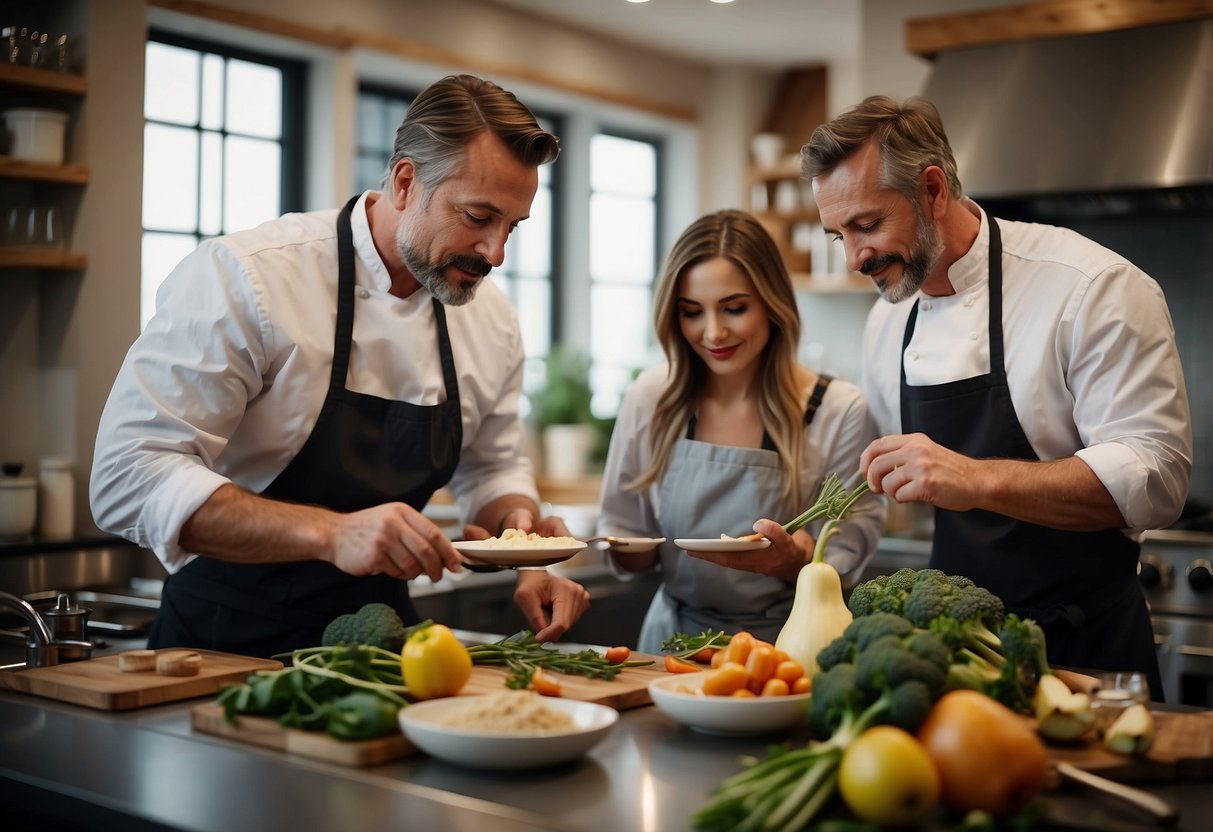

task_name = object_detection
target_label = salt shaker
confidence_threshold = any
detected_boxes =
[37,456,74,538]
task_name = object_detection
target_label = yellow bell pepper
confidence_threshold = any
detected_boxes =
[401,624,472,700]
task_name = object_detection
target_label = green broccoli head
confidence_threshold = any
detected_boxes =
[883,679,935,732]
[853,631,949,698]
[843,612,914,651]
[902,579,956,629]
[846,575,887,617]
[815,634,856,672]
[321,602,407,652]
[807,663,862,738]
[884,568,920,596]
[946,586,1006,632]
[997,614,1050,686]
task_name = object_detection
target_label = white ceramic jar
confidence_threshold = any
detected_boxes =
[37,456,74,538]
[0,466,37,538]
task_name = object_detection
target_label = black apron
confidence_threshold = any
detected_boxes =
[149,195,463,658]
[899,218,1163,699]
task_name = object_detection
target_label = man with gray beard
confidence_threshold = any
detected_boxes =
[92,75,589,657]
[805,96,1190,697]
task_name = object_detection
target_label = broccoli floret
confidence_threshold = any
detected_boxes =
[807,625,951,740]
[884,567,920,596]
[848,568,1051,714]
[814,634,856,672]
[902,580,954,628]
[846,576,885,617]
[946,586,1005,633]
[321,602,407,652]
[842,612,914,651]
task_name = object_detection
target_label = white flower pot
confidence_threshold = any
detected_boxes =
[542,424,595,482]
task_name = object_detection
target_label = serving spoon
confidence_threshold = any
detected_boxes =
[582,536,666,553]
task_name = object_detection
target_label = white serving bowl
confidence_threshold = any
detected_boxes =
[399,695,618,769]
[648,671,811,736]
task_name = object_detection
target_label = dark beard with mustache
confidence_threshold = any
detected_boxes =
[861,203,944,304]
[400,243,492,306]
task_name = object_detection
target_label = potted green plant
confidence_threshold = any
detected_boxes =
[531,346,597,481]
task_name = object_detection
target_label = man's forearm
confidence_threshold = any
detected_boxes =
[179,483,337,564]
[976,457,1126,531]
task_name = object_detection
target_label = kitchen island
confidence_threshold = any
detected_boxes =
[2,678,1211,832]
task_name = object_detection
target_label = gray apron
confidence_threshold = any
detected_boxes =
[638,439,798,652]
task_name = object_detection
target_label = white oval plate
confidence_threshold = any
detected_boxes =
[451,540,587,567]
[399,695,618,769]
[649,671,810,736]
[673,538,771,553]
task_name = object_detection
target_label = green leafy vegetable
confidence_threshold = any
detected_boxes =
[660,629,732,660]
[467,630,653,689]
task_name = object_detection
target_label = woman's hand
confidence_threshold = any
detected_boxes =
[685,518,815,583]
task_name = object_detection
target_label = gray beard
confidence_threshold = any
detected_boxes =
[872,204,945,304]
[396,231,488,306]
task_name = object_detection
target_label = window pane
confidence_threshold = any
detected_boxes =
[590,134,656,196]
[515,278,552,359]
[224,136,280,232]
[384,99,409,149]
[141,232,199,329]
[145,42,199,125]
[143,124,198,232]
[199,131,222,236]
[511,188,551,277]
[591,284,650,369]
[357,96,383,149]
[200,53,224,130]
[226,59,282,138]
[589,193,655,283]
[357,154,386,193]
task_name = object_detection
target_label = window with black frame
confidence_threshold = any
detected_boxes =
[141,31,304,329]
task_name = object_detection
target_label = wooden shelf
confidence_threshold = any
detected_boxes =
[750,160,804,183]
[905,0,1213,59]
[0,156,89,184]
[756,208,819,224]
[0,62,87,95]
[0,248,87,270]
[791,273,877,295]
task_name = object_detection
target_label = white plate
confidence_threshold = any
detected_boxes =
[648,671,810,736]
[673,538,771,553]
[399,695,618,769]
[451,540,587,567]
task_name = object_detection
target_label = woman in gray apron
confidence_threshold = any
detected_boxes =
[596,211,885,653]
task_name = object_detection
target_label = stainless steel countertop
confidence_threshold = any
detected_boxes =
[2,674,1212,831]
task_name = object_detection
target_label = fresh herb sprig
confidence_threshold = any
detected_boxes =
[467,631,653,689]
[783,473,871,536]
[660,629,733,660]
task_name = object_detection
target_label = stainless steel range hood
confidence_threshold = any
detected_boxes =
[920,19,1213,199]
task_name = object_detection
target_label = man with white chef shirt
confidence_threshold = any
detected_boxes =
[91,74,589,658]
[806,96,1191,699]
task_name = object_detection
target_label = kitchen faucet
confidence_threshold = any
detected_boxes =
[0,590,92,668]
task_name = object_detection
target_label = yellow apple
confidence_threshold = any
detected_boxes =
[839,725,941,826]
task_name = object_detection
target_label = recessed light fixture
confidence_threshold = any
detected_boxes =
[625,0,650,4]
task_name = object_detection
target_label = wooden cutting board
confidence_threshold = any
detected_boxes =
[457,653,668,709]
[0,650,282,711]
[1045,709,1213,783]
[190,654,671,767]
[191,703,415,767]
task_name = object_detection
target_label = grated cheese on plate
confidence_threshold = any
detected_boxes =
[435,691,575,734]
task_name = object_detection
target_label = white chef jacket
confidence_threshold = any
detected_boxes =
[91,192,539,572]
[860,203,1192,534]
[597,366,886,586]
